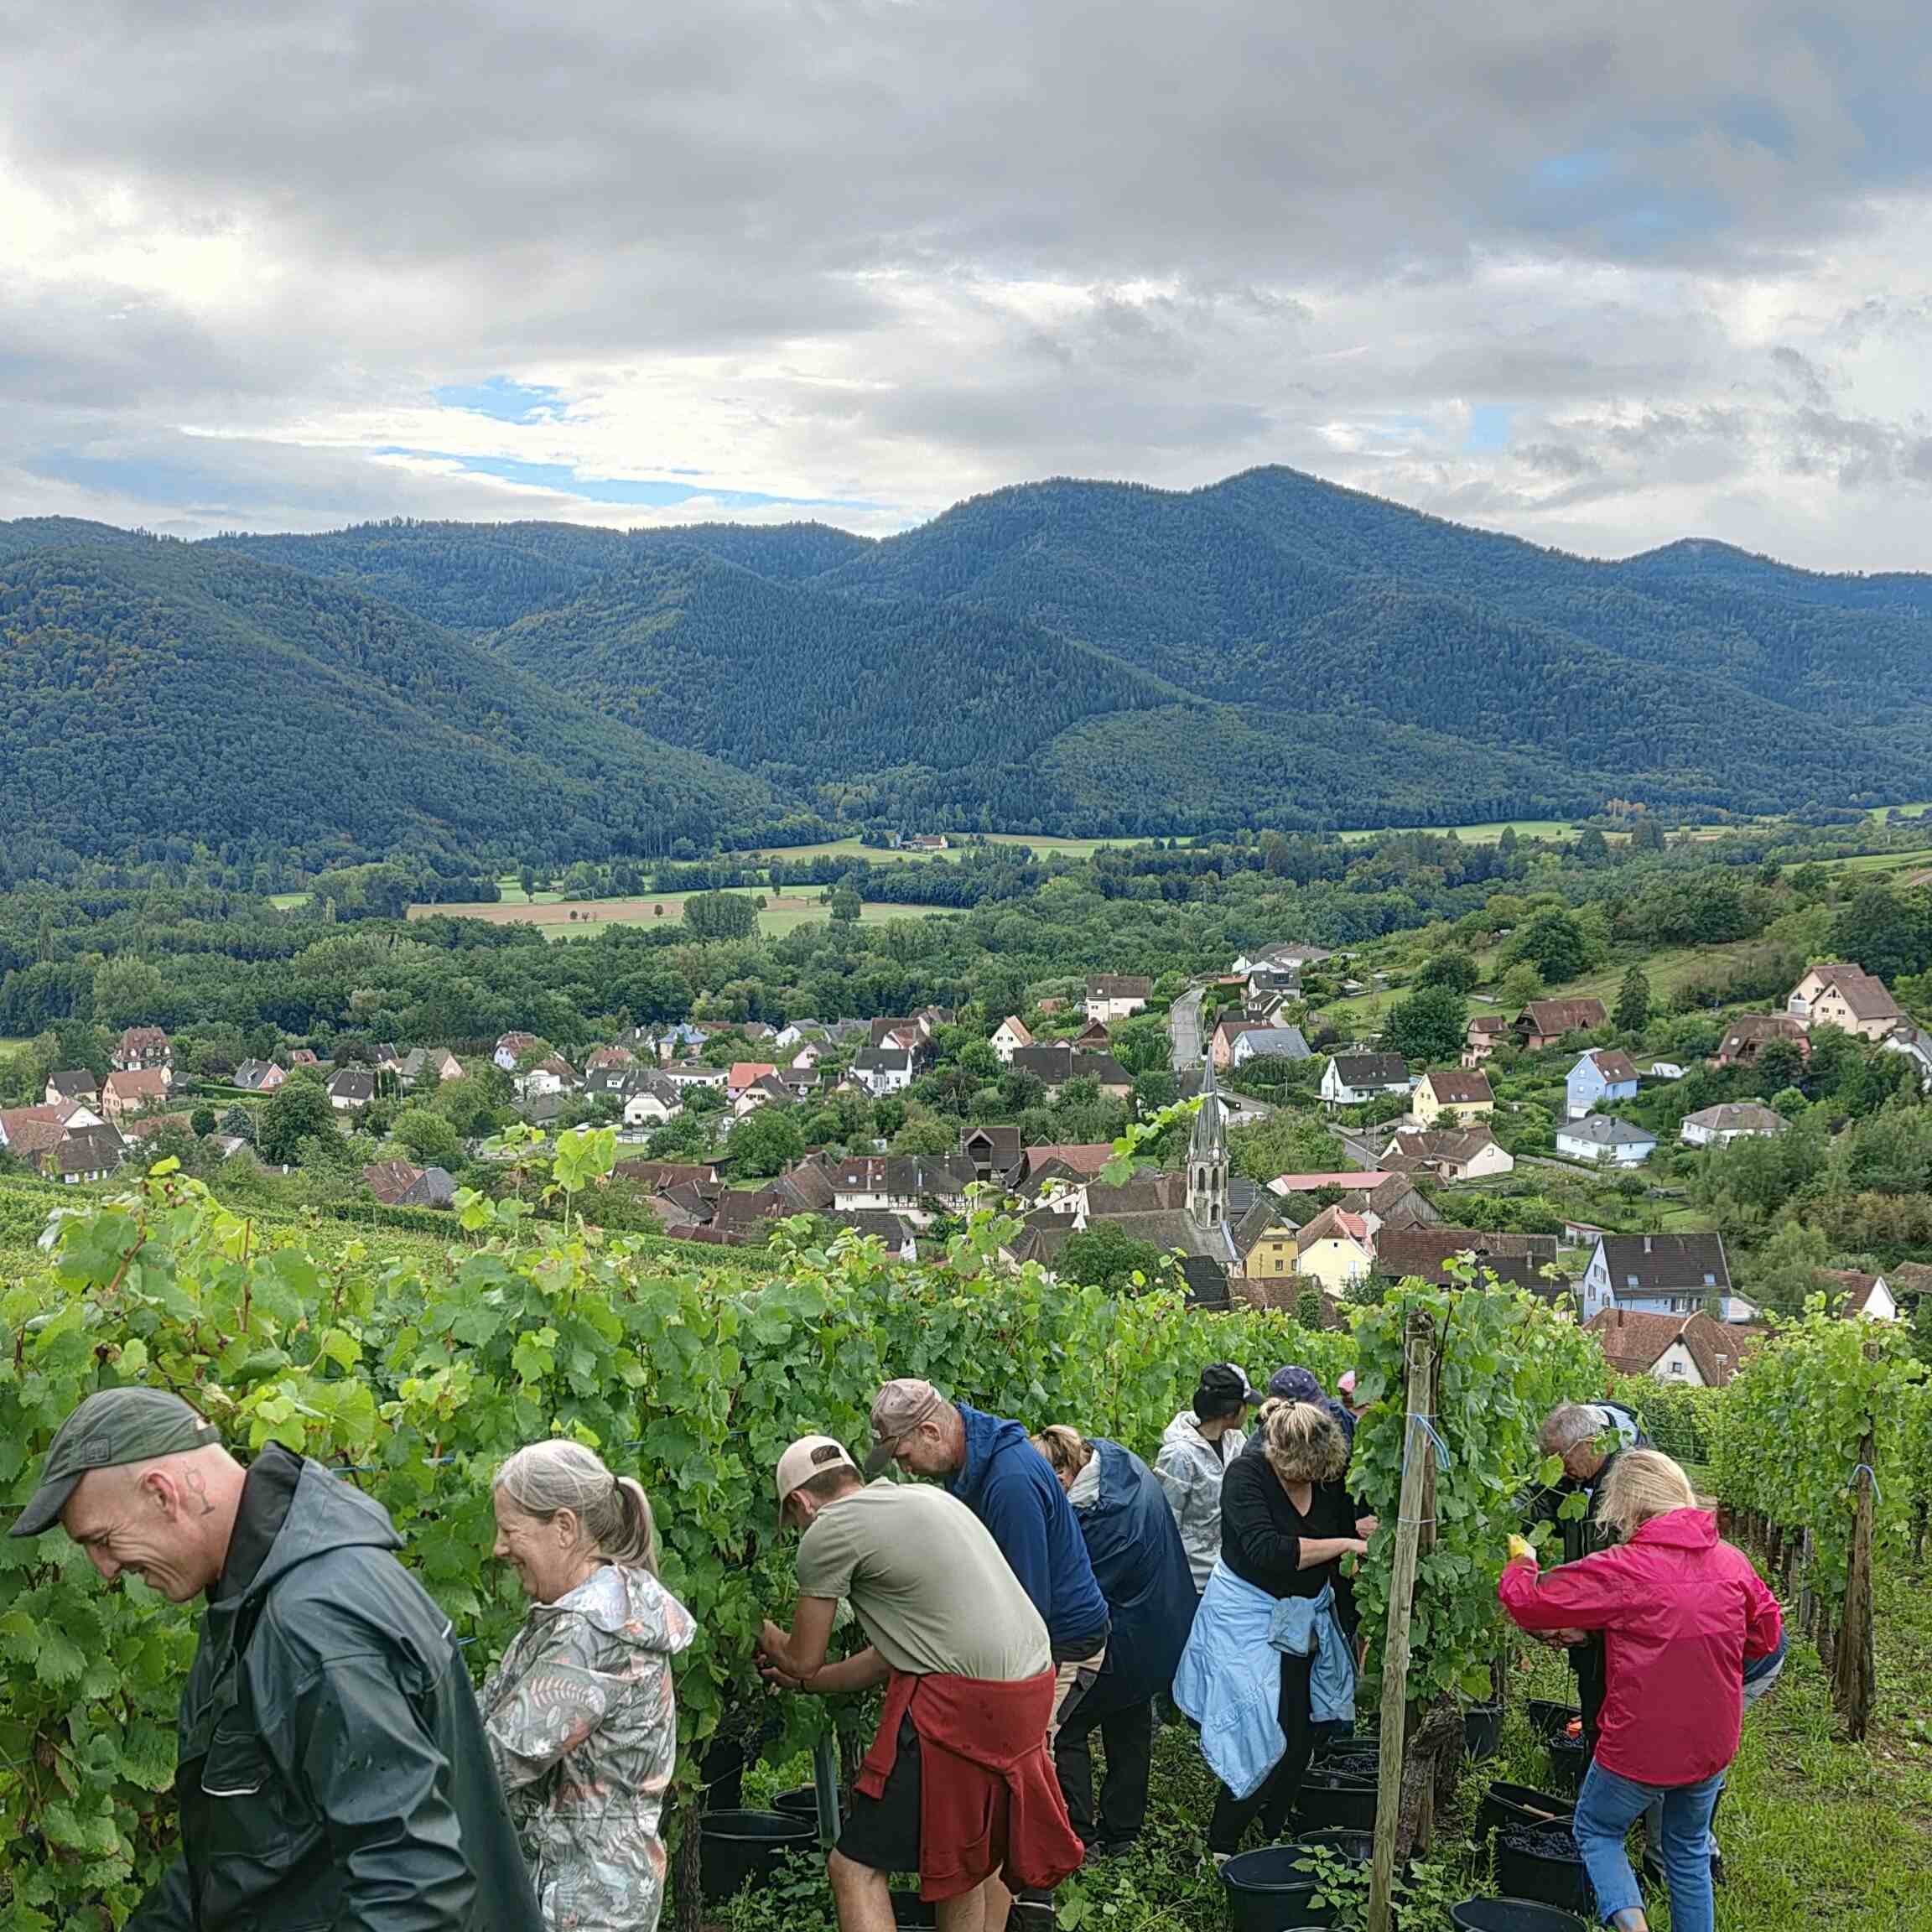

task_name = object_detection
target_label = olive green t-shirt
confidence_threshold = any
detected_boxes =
[796,1479,1051,1680]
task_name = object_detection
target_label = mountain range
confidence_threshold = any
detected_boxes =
[3,466,1928,870]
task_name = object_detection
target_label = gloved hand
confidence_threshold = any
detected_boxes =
[1507,1533,1538,1566]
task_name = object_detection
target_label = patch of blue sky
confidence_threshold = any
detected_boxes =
[377,449,879,512]
[431,377,565,423]
[1464,406,1513,453]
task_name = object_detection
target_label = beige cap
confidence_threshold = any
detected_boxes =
[776,1435,858,1506]
[865,1377,948,1474]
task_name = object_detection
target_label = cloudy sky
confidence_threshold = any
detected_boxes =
[3,0,1930,566]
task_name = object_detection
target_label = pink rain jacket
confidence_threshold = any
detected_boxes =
[1499,1507,1783,1785]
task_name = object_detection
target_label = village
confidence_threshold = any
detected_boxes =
[4,942,1918,1398]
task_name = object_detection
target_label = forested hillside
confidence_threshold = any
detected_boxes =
[0,532,776,872]
[5,464,1930,870]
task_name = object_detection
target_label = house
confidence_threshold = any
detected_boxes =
[1007,1045,1133,1101]
[325,1067,377,1113]
[1291,1206,1374,1294]
[1555,1115,1657,1167]
[727,1061,779,1099]
[399,1046,465,1088]
[42,1123,127,1185]
[960,1124,1024,1187]
[101,1068,172,1124]
[1712,1014,1810,1070]
[1270,1169,1396,1197]
[851,1045,916,1097]
[1680,1101,1787,1148]
[1074,1019,1113,1051]
[1463,1015,1511,1065]
[114,1026,173,1071]
[827,1155,976,1224]
[493,1031,543,1072]
[990,1016,1034,1064]
[585,1045,637,1072]
[787,1041,825,1073]
[615,1080,682,1130]
[1230,1026,1311,1069]
[1412,1068,1494,1127]
[0,1104,71,1160]
[1321,1053,1410,1108]
[1883,1024,1932,1093]
[1376,1227,1561,1295]
[288,1048,319,1067]
[613,1158,720,1192]
[1818,1270,1900,1322]
[828,1210,922,1261]
[1022,1143,1118,1181]
[1232,943,1334,976]
[1086,975,1154,1024]
[362,1159,456,1208]
[1237,1215,1302,1285]
[1565,1048,1640,1120]
[1787,962,1903,1041]
[233,1059,286,1093]
[1381,1127,1514,1182]
[868,1017,925,1056]
[662,1062,730,1093]
[732,1074,797,1119]
[516,1055,579,1104]
[1514,999,1608,1051]
[1578,1232,1736,1322]
[44,1070,99,1106]
[1585,1308,1758,1388]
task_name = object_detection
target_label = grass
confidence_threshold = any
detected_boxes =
[414,883,955,939]
[1819,846,1932,877]
[267,891,312,910]
[1336,818,1583,844]
[741,832,1157,866]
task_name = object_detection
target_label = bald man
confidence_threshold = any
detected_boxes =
[13,1387,541,1932]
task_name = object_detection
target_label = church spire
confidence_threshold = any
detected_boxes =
[1187,1052,1228,1230]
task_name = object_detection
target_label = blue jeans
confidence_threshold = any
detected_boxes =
[1574,1761,1723,1932]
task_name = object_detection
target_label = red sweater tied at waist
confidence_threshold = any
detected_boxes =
[856,1666,1084,1901]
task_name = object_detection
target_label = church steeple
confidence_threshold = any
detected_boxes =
[1187,1052,1228,1230]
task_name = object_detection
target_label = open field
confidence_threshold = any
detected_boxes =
[408,885,953,939]
[1337,818,1583,844]
[1819,844,1932,877]
[267,891,313,910]
[746,831,1157,865]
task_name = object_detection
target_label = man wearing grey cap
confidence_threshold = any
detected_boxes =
[12,1386,542,1932]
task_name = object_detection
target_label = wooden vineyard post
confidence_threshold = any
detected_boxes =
[1368,1310,1437,1932]
[1833,1423,1877,1741]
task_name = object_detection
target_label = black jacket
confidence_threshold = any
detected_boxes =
[129,1454,543,1932]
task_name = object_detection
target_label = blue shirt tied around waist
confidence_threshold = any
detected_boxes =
[1171,1560,1356,1800]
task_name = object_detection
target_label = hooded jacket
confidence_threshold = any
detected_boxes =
[1067,1439,1197,1707]
[128,1453,542,1932]
[1499,1507,1783,1785]
[946,1405,1109,1656]
[1154,1410,1247,1592]
[482,1564,695,1932]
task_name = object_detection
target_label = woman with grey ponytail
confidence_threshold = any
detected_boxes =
[481,1441,694,1931]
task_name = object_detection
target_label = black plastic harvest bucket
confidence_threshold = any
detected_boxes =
[1449,1900,1588,1932]
[1219,1846,1336,1931]
[699,1809,818,1900]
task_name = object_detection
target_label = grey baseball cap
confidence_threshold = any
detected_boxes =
[11,1388,221,1537]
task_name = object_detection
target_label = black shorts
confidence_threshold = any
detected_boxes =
[836,1716,922,1875]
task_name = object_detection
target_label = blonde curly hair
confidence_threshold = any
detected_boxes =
[1258,1399,1348,1485]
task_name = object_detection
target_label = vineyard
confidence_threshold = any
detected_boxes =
[0,1135,1929,1930]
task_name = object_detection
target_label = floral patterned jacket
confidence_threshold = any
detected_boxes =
[481,1566,696,1932]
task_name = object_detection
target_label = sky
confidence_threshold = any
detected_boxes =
[3,1,1930,568]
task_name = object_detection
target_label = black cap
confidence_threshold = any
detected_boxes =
[1196,1362,1261,1409]
[10,1389,221,1538]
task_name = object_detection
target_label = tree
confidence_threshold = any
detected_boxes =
[1229,1109,1346,1185]
[1504,909,1594,984]
[1755,1038,1806,1094]
[91,956,169,1031]
[1059,1222,1169,1294]
[729,1105,806,1177]
[682,892,760,942]
[1613,967,1652,1034]
[890,1114,956,1158]
[217,1104,257,1145]
[1497,963,1544,1013]
[828,885,862,923]
[392,1107,463,1168]
[1415,952,1479,994]
[190,1105,217,1138]
[257,1075,338,1164]
[1383,984,1468,1064]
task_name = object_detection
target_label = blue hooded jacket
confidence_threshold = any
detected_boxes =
[948,1404,1109,1654]
[1072,1439,1199,1706]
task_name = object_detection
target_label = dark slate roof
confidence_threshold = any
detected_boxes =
[1596,1231,1732,1294]
[1332,1053,1408,1086]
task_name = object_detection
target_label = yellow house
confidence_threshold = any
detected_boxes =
[1291,1207,1373,1293]
[1240,1223,1301,1280]
[1413,1067,1494,1128]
